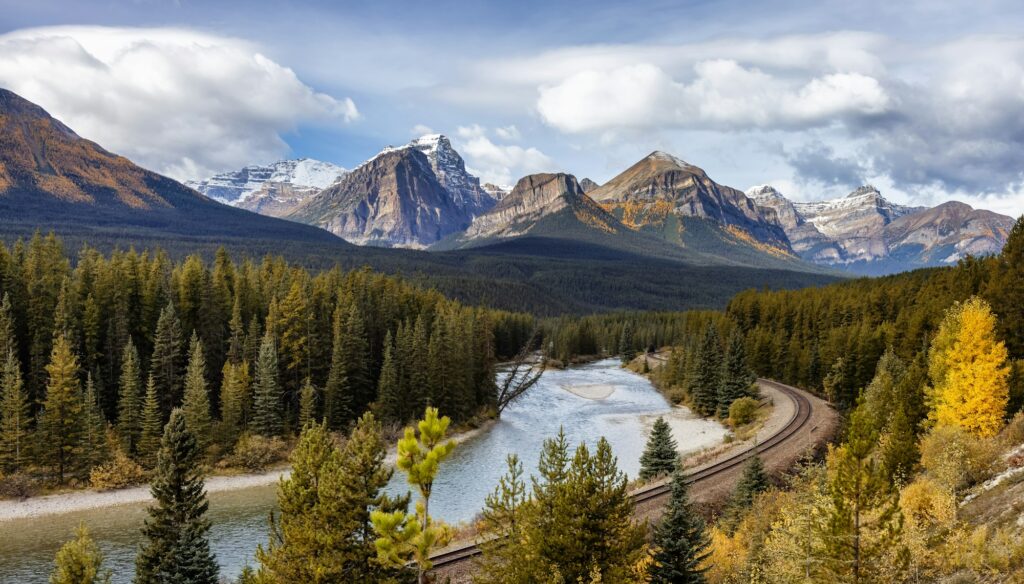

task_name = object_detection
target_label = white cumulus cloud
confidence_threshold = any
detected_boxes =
[0,26,358,181]
[454,125,554,186]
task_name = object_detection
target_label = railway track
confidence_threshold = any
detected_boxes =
[430,378,815,570]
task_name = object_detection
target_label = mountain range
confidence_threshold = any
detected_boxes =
[186,158,347,217]
[748,185,1015,274]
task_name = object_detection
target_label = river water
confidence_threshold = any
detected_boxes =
[0,358,727,583]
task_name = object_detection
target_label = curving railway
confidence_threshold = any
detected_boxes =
[429,378,825,575]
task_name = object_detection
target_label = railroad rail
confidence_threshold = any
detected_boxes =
[429,378,815,570]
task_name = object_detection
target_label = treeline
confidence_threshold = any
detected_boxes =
[0,233,534,486]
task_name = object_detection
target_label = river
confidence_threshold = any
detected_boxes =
[0,358,727,583]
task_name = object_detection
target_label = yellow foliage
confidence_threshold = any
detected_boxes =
[724,225,795,259]
[928,297,1010,437]
[899,476,957,580]
[919,424,1000,493]
[705,526,749,584]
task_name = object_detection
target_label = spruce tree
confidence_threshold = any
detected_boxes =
[323,306,351,430]
[39,335,83,485]
[151,302,183,417]
[0,349,29,473]
[648,469,712,584]
[252,332,282,437]
[81,374,109,471]
[138,375,163,463]
[718,332,756,418]
[722,453,769,533]
[341,303,372,413]
[135,409,218,584]
[376,331,402,422]
[640,416,679,481]
[297,377,317,429]
[0,292,15,362]
[50,524,111,584]
[182,333,212,451]
[619,321,636,364]
[692,325,723,417]
[117,338,142,455]
[985,215,1024,358]
[226,296,244,365]
[218,361,250,446]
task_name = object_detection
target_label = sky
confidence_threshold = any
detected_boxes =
[1,0,1023,215]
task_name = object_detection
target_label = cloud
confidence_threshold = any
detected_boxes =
[0,26,358,181]
[454,125,554,185]
[785,142,869,189]
[410,123,435,136]
[536,61,891,134]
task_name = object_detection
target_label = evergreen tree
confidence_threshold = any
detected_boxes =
[0,349,29,473]
[985,216,1024,358]
[692,325,723,417]
[50,524,111,584]
[138,375,163,463]
[117,338,143,455]
[323,306,351,430]
[226,296,244,366]
[0,292,15,363]
[297,377,317,429]
[640,416,679,481]
[648,469,711,584]
[376,331,402,422]
[81,374,109,470]
[219,361,250,446]
[151,302,183,417]
[182,332,212,451]
[619,321,636,364]
[39,335,82,485]
[820,403,907,583]
[135,409,218,584]
[372,407,456,584]
[718,332,756,418]
[341,303,373,413]
[252,332,282,437]
[721,453,769,533]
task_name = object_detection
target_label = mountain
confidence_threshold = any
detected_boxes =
[588,152,795,261]
[579,178,600,193]
[186,159,346,217]
[749,184,1015,274]
[747,185,844,262]
[289,135,497,248]
[0,88,348,253]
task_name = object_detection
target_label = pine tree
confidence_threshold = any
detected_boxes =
[619,321,636,364]
[820,403,907,583]
[718,332,756,418]
[138,375,163,463]
[376,331,402,422]
[50,524,111,584]
[372,407,456,584]
[985,215,1024,358]
[117,338,142,455]
[252,332,282,437]
[151,302,183,417]
[297,377,317,429]
[692,325,723,417]
[135,409,218,584]
[226,296,244,365]
[341,303,373,413]
[640,417,679,481]
[182,332,212,451]
[0,349,29,473]
[39,335,83,485]
[649,469,712,584]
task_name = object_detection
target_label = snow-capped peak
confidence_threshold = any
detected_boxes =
[187,158,347,206]
[746,185,786,203]
[647,150,699,171]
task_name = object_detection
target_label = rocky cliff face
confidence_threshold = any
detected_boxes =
[405,134,495,217]
[750,185,1015,273]
[579,178,600,193]
[289,147,473,248]
[461,173,621,240]
[589,152,792,254]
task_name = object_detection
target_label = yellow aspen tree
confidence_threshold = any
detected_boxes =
[928,297,1010,438]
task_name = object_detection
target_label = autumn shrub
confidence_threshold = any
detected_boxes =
[89,450,147,490]
[0,472,38,499]
[919,425,1000,492]
[728,397,759,427]
[223,433,287,472]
